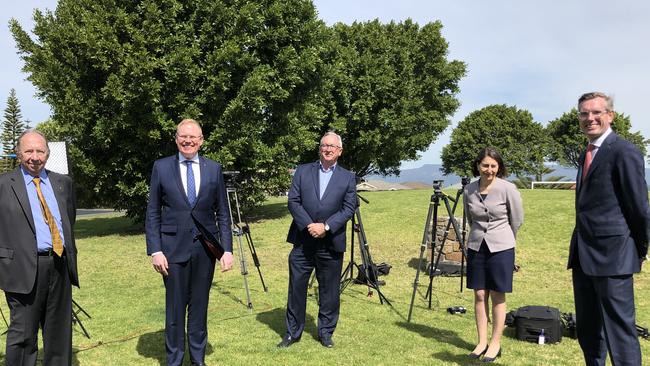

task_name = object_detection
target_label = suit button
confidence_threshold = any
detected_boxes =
[484,209,488,212]
[484,229,487,233]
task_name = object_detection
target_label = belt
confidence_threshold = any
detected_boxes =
[37,248,66,257]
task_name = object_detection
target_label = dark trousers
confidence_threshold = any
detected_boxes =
[285,243,343,339]
[572,265,641,366]
[163,240,216,366]
[5,256,72,366]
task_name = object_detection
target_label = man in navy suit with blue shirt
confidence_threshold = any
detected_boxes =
[568,92,649,366]
[278,131,356,349]
[146,119,233,366]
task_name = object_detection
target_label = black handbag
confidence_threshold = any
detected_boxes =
[511,306,563,343]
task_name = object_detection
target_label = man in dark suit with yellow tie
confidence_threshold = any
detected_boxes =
[146,119,233,366]
[568,92,649,365]
[0,129,79,365]
[277,131,356,349]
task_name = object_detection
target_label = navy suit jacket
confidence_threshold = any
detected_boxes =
[0,167,78,294]
[145,155,232,263]
[568,132,650,276]
[286,161,356,253]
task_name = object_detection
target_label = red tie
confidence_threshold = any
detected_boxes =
[582,144,595,181]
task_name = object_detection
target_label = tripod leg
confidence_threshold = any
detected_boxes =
[0,306,8,335]
[408,194,437,322]
[340,214,358,293]
[226,188,253,309]
[244,228,268,292]
[235,233,253,309]
[354,207,391,305]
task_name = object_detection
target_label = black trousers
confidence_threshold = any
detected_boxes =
[5,255,72,366]
[285,243,343,339]
[163,239,216,366]
[572,265,641,366]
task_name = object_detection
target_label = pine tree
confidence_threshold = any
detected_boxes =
[2,89,28,171]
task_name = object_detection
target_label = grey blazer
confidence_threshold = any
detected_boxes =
[0,167,78,294]
[463,177,523,253]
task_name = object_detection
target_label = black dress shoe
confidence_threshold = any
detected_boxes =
[482,348,501,363]
[319,336,334,348]
[277,334,300,348]
[468,346,488,359]
[191,362,206,366]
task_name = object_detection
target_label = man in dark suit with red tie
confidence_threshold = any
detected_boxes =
[277,131,356,349]
[146,119,233,366]
[568,92,649,366]
[0,129,79,365]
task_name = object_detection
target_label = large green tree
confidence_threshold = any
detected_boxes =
[546,108,648,168]
[11,0,329,219]
[441,104,549,178]
[11,1,466,219]
[2,88,29,171]
[313,19,465,177]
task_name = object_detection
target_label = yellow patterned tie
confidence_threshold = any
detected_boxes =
[32,177,64,256]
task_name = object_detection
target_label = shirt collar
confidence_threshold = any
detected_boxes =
[589,127,613,148]
[319,161,336,173]
[20,166,48,185]
[179,153,199,164]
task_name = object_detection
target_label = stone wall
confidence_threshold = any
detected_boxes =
[427,216,466,264]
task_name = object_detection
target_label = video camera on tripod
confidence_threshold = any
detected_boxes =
[339,175,391,305]
[407,177,471,322]
[222,170,268,310]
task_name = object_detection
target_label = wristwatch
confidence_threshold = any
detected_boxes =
[324,223,330,231]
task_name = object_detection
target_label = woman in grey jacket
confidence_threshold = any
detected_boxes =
[463,147,523,362]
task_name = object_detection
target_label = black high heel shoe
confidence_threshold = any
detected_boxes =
[482,348,501,362]
[468,346,488,359]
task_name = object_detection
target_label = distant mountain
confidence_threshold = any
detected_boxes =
[367,164,650,188]
[366,164,461,188]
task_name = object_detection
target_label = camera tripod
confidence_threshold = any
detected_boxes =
[1,298,91,339]
[407,179,468,322]
[72,299,91,338]
[225,186,268,310]
[339,194,391,305]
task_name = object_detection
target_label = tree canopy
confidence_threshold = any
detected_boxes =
[441,104,548,178]
[313,19,465,177]
[546,108,648,168]
[11,0,331,219]
[11,0,465,219]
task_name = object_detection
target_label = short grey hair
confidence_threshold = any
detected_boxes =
[320,131,343,148]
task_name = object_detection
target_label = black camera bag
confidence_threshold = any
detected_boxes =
[513,306,563,343]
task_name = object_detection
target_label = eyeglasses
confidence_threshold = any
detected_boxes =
[176,134,203,141]
[578,110,610,119]
[320,144,341,150]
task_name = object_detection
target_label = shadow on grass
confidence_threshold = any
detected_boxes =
[75,216,143,239]
[244,201,289,222]
[408,257,428,271]
[136,329,215,365]
[430,350,502,365]
[396,321,474,352]
[136,330,166,366]
[256,307,317,341]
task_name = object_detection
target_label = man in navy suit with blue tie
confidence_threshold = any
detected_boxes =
[568,92,649,366]
[278,131,356,349]
[146,119,233,366]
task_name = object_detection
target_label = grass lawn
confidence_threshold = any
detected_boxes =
[1,189,648,365]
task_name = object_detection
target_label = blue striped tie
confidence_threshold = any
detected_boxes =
[185,160,196,206]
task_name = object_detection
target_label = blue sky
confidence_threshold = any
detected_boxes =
[2,0,649,167]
